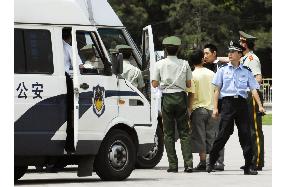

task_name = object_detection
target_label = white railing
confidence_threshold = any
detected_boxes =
[261,78,272,105]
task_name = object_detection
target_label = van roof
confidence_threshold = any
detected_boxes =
[14,0,123,27]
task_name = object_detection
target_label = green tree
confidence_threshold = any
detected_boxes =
[109,0,272,76]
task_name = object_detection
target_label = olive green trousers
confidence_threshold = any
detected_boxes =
[162,92,193,169]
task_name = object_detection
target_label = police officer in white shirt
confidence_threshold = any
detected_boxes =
[62,28,84,153]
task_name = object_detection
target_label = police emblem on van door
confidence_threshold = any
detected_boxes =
[92,85,105,117]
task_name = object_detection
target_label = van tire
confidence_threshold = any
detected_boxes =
[14,166,28,181]
[136,125,164,168]
[94,129,136,181]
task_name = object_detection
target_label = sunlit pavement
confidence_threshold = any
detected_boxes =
[16,126,271,187]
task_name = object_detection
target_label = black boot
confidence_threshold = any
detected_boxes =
[244,166,258,175]
[194,161,206,171]
[167,168,178,173]
[206,164,214,173]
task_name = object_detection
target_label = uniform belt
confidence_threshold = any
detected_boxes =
[223,95,245,100]
[162,88,184,93]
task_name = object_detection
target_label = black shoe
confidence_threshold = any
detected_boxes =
[244,167,258,175]
[194,162,206,171]
[206,164,214,173]
[214,163,224,171]
[255,166,263,171]
[167,168,178,173]
[240,165,245,170]
[184,167,193,173]
[45,164,59,173]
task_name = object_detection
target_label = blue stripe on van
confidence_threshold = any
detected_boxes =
[105,90,139,98]
[14,90,139,155]
[14,93,93,155]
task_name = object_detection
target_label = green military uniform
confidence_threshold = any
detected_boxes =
[153,36,193,171]
[240,31,264,170]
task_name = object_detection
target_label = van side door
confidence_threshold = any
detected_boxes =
[71,26,118,154]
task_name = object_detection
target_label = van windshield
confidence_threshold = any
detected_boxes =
[98,28,141,69]
[97,28,128,56]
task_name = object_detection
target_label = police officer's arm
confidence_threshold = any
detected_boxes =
[152,64,160,88]
[248,71,265,113]
[211,68,223,118]
[152,80,159,88]
[255,74,262,84]
[250,58,262,84]
[212,87,220,118]
[251,89,265,113]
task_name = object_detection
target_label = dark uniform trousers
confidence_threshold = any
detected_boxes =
[209,96,253,168]
[65,72,75,152]
[247,90,264,168]
[216,99,225,165]
[162,91,193,169]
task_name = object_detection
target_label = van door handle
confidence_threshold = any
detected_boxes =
[80,83,89,90]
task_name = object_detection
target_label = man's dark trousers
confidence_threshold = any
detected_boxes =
[247,90,264,168]
[209,97,253,168]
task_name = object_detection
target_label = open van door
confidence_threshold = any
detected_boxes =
[70,26,119,153]
[136,25,164,168]
[71,28,80,149]
[142,25,158,126]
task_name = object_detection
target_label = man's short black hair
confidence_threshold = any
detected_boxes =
[62,28,72,41]
[190,49,204,65]
[204,43,218,57]
[164,45,179,56]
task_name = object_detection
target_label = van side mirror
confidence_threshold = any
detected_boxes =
[111,52,123,75]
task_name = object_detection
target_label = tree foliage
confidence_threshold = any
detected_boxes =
[109,0,272,76]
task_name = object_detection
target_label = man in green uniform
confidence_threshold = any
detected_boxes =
[152,36,193,173]
[239,31,264,171]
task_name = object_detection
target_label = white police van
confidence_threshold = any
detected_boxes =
[14,0,159,181]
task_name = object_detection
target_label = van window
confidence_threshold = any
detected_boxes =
[76,31,109,75]
[97,28,139,68]
[97,28,127,51]
[14,29,54,74]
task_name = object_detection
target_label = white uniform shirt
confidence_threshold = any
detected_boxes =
[241,51,261,76]
[121,60,145,88]
[153,56,192,92]
[63,40,83,76]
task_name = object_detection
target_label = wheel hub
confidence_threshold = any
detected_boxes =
[108,140,128,170]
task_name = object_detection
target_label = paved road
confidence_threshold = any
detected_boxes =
[15,126,272,187]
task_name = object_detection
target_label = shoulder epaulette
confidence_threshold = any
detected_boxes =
[219,63,228,68]
[243,66,252,72]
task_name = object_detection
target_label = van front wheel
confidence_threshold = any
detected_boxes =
[14,166,27,181]
[94,129,136,181]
